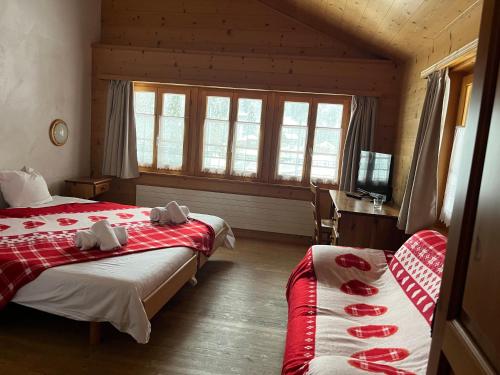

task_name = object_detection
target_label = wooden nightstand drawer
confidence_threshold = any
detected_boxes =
[65,177,112,199]
[95,182,110,195]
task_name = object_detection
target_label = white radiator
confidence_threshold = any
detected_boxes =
[136,185,313,236]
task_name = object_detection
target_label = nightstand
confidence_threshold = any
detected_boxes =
[65,177,112,199]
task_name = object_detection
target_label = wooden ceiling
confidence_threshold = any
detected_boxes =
[259,0,482,60]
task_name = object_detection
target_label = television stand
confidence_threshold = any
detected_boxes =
[328,190,409,251]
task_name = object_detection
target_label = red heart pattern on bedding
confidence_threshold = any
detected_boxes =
[0,224,10,232]
[57,218,78,226]
[335,253,371,271]
[347,325,398,339]
[88,215,108,222]
[344,303,388,317]
[116,213,134,219]
[22,221,45,229]
[341,280,379,296]
[351,348,410,362]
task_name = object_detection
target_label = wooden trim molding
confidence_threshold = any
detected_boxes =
[420,39,478,78]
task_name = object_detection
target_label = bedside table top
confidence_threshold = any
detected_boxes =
[65,177,112,185]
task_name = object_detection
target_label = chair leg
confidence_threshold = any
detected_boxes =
[89,322,102,345]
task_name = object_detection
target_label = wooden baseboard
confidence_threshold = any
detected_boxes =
[232,228,311,246]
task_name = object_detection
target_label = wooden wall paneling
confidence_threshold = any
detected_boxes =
[100,0,376,59]
[91,44,400,207]
[391,2,482,205]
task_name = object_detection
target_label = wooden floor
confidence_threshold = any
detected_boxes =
[0,238,307,375]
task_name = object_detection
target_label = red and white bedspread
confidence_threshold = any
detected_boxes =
[282,230,447,375]
[0,201,215,310]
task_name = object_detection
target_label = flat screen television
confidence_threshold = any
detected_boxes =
[356,150,393,201]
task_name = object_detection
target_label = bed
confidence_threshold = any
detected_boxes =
[282,230,447,375]
[0,196,234,344]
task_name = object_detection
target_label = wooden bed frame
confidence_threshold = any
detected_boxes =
[88,229,226,344]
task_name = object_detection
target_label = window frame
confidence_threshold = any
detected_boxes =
[273,93,351,187]
[133,82,191,174]
[196,88,268,181]
[133,82,351,189]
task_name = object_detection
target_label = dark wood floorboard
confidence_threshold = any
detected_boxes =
[0,238,306,375]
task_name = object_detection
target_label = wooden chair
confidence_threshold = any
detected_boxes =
[310,182,335,245]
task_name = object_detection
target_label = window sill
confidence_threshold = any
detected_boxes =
[137,171,339,192]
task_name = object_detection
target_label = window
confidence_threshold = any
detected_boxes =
[134,89,156,167]
[232,98,263,177]
[276,96,348,184]
[133,84,189,171]
[200,90,265,178]
[311,103,345,184]
[133,83,350,187]
[202,95,231,173]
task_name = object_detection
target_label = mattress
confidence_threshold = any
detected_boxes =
[7,196,234,344]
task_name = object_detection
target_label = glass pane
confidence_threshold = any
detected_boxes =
[202,119,229,173]
[283,101,309,126]
[135,113,155,167]
[232,122,260,176]
[157,117,185,169]
[316,103,344,128]
[277,125,307,180]
[162,93,186,117]
[237,98,262,123]
[206,96,230,120]
[279,126,308,152]
[134,91,155,114]
[311,128,341,183]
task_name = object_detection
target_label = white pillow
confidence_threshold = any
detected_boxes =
[0,168,53,208]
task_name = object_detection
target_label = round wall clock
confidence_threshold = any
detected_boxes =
[49,119,69,146]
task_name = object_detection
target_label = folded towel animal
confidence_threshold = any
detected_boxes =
[166,201,188,225]
[90,220,121,251]
[74,226,128,250]
[74,230,98,250]
[150,203,190,224]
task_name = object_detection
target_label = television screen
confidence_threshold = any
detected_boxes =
[356,151,393,200]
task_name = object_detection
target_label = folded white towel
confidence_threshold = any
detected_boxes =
[91,220,121,251]
[74,226,128,250]
[74,230,98,250]
[166,201,188,224]
[114,226,129,246]
[150,204,190,224]
[150,207,164,222]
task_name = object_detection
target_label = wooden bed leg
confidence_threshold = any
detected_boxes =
[189,276,198,286]
[89,322,102,345]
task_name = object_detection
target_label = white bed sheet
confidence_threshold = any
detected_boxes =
[10,197,234,344]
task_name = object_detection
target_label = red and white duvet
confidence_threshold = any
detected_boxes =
[0,201,215,310]
[283,231,447,375]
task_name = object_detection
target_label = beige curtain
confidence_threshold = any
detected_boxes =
[398,70,447,234]
[102,80,139,179]
[339,96,377,191]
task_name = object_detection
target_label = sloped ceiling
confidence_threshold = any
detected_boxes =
[259,0,482,61]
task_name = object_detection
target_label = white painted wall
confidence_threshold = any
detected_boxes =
[0,0,101,193]
[137,185,314,236]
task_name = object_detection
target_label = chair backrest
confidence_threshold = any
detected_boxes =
[310,182,322,244]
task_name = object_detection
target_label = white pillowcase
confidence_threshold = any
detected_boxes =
[0,168,53,208]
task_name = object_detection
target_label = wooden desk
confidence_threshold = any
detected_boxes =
[329,190,408,251]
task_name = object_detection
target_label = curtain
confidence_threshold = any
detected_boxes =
[339,96,378,191]
[102,80,139,179]
[440,126,466,226]
[398,70,447,234]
